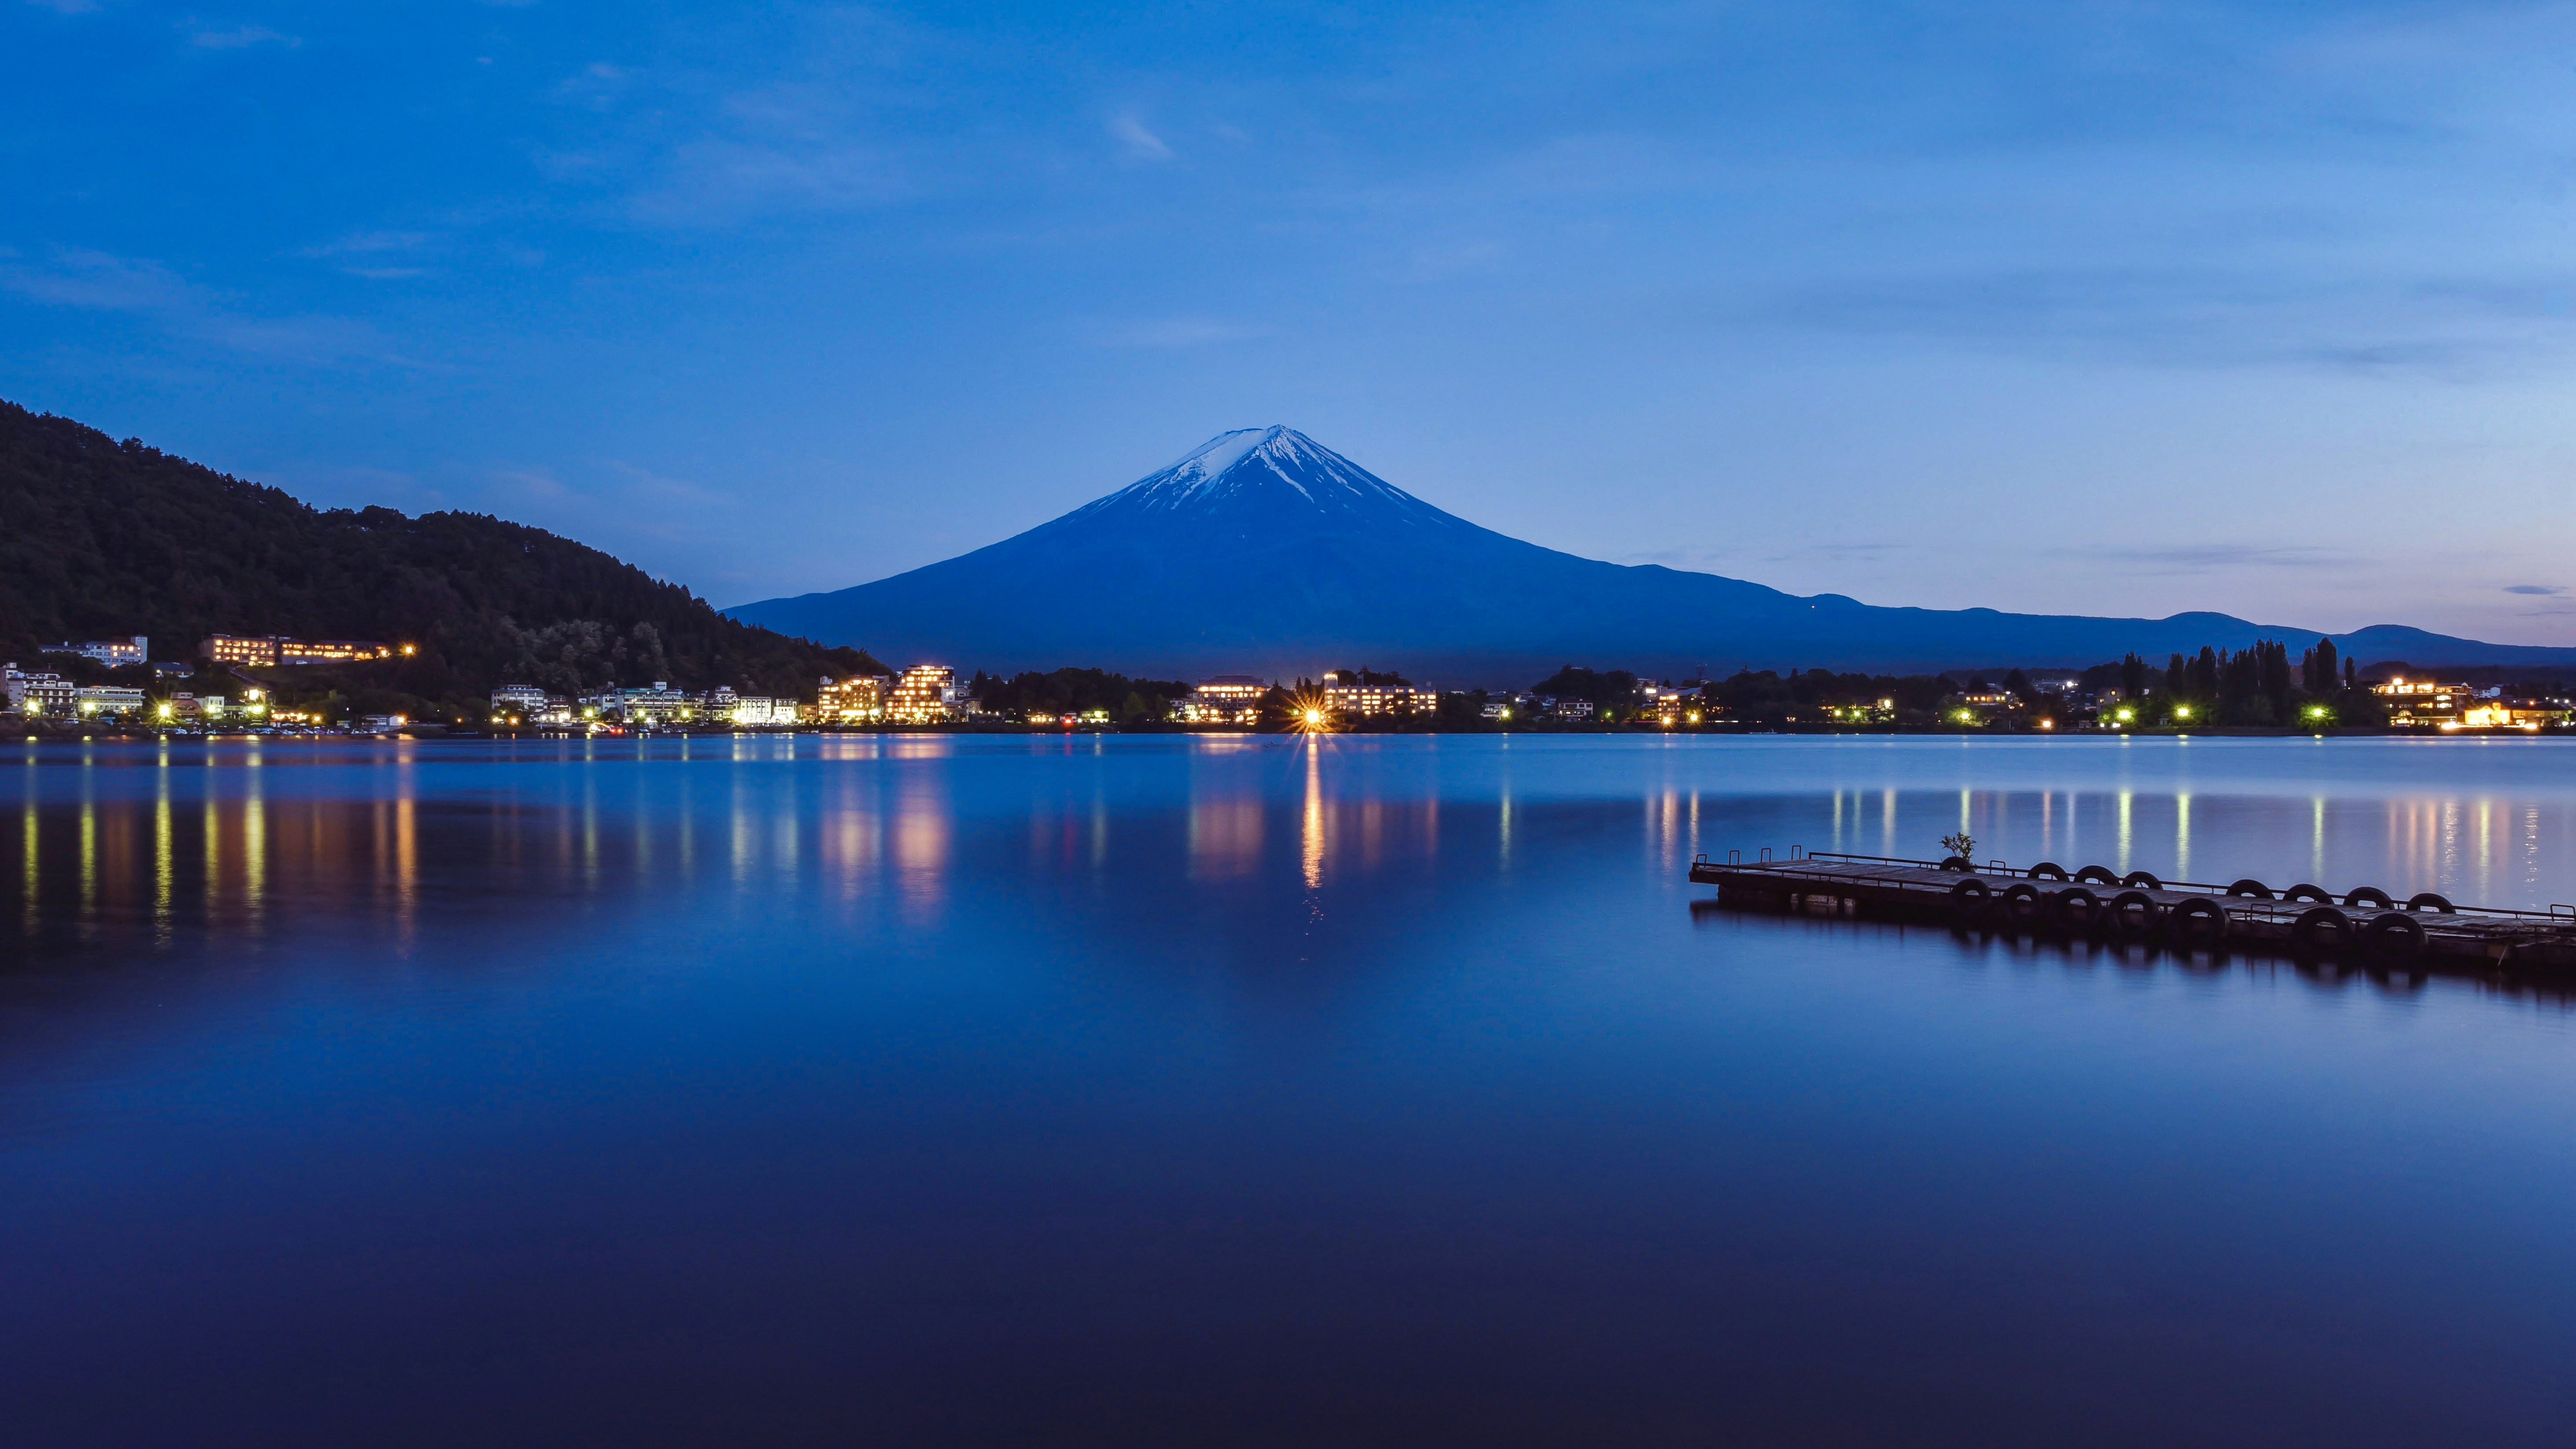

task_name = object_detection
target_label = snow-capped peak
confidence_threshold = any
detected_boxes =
[1085,425,1441,522]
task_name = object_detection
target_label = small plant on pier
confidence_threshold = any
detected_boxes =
[1939,831,1976,861]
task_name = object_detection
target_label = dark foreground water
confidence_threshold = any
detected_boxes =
[4,733,2573,1446]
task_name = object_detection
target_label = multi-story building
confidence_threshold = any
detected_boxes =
[202,634,284,667]
[729,696,794,727]
[2374,677,2472,727]
[75,685,147,717]
[816,674,890,723]
[3,665,77,717]
[1177,674,1266,725]
[887,665,956,724]
[1644,686,1692,724]
[1322,671,1434,719]
[490,685,549,714]
[44,636,147,665]
[281,639,395,666]
[200,634,396,667]
[589,684,690,726]
[1544,696,1597,722]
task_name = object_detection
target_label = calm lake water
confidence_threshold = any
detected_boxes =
[4,733,2573,1445]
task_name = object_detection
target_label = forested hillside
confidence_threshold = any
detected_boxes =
[0,400,883,699]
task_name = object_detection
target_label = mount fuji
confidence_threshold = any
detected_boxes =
[728,427,2576,682]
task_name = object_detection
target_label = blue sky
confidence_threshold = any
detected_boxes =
[7,1,2576,642]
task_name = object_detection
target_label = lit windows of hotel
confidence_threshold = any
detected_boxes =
[200,634,395,666]
[1182,675,1266,725]
[43,635,147,665]
[817,673,891,722]
[1321,671,1434,717]
[887,665,956,724]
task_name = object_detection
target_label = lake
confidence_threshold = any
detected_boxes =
[4,733,2572,1445]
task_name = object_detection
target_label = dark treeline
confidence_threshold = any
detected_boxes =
[968,668,1196,722]
[1528,665,1635,702]
[0,401,883,717]
[1704,669,1951,721]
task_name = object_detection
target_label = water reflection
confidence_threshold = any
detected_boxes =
[16,735,2576,965]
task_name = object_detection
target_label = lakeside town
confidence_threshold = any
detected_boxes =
[8,630,2576,738]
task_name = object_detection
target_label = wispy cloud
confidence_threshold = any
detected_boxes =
[1107,112,1173,162]
[1729,266,2576,377]
[0,248,417,366]
[1096,315,1270,349]
[2057,542,2355,573]
[190,24,298,50]
[2503,583,2564,596]
[301,231,431,257]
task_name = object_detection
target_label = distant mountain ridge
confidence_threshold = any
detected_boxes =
[729,426,2576,682]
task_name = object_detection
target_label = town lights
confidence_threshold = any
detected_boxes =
[1303,708,1323,725]
[2116,709,2134,721]
[2175,706,2191,719]
[2039,719,2054,730]
[1686,711,1700,724]
[401,644,416,656]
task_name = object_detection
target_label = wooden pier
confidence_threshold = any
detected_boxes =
[1688,850,2576,971]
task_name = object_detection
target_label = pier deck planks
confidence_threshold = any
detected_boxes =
[1689,852,2576,970]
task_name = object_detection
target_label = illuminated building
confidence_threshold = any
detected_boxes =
[1321,671,1434,718]
[74,685,147,716]
[817,674,890,722]
[202,634,283,666]
[887,665,957,724]
[280,639,394,665]
[3,666,76,716]
[2372,677,2473,727]
[729,696,794,727]
[1179,674,1266,725]
[490,685,548,713]
[588,684,689,725]
[44,635,147,665]
[199,634,394,666]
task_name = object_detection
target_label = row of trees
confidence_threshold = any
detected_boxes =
[2102,638,2356,727]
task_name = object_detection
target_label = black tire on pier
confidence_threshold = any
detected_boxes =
[2170,897,2228,947]
[2226,879,2275,900]
[2121,871,2163,890]
[2290,905,2355,953]
[2053,886,2104,932]
[2366,911,2428,962]
[2029,861,2070,882]
[2405,892,2456,914]
[2344,886,2395,910]
[1939,856,1972,872]
[2285,883,2333,904]
[2109,890,2160,937]
[2075,865,2119,886]
[1947,878,1992,922]
[2001,883,2046,927]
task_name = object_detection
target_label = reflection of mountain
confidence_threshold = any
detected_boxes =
[730,426,2576,681]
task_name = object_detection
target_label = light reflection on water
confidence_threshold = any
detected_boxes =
[15,735,2576,955]
[8,733,2576,1443]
